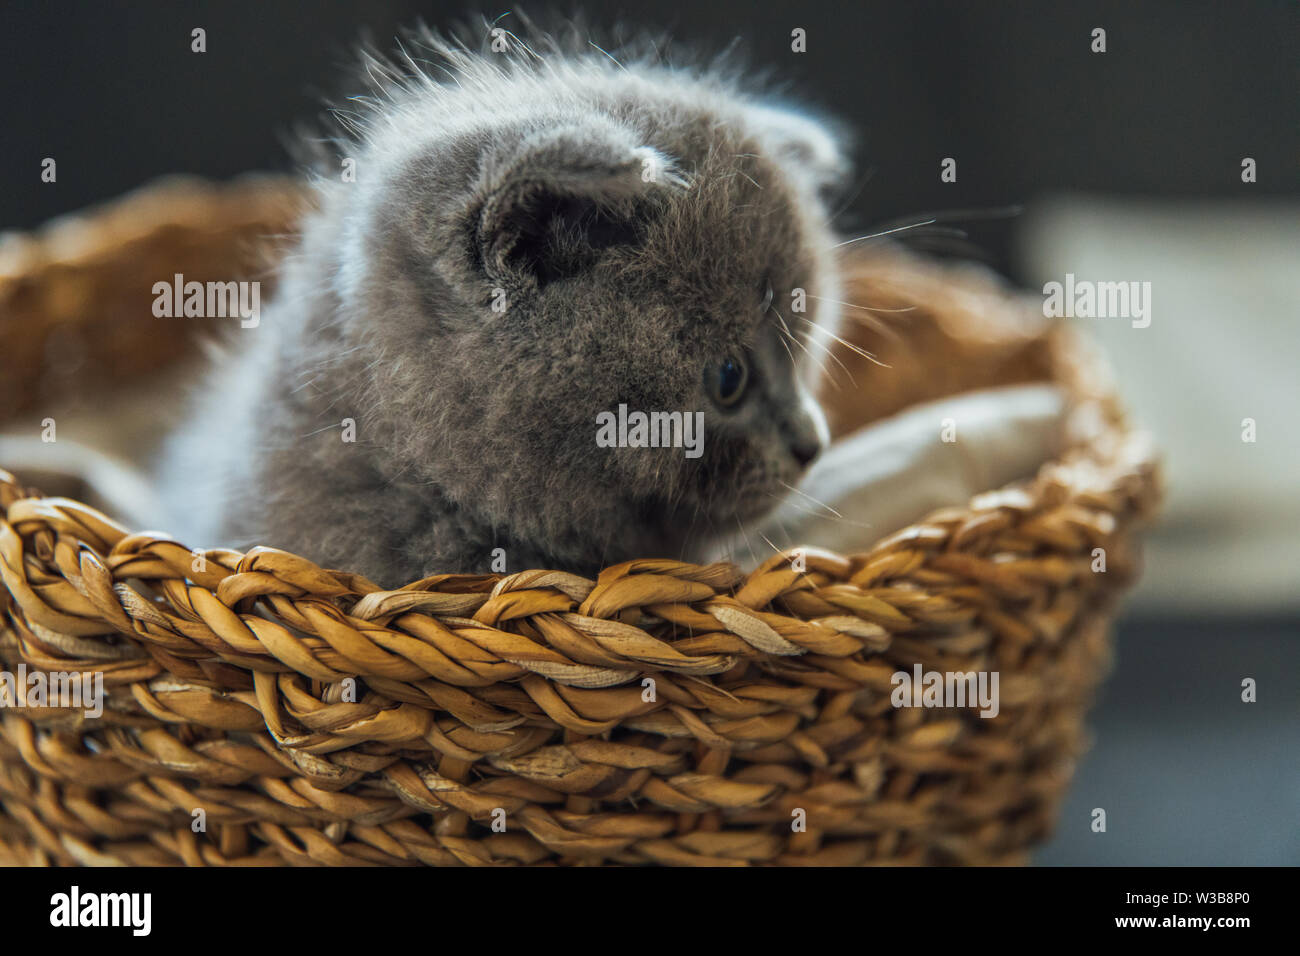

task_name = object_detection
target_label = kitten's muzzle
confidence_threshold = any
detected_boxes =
[783,411,825,468]
[786,389,831,469]
[788,434,822,468]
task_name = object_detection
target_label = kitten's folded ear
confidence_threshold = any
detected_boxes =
[746,104,852,208]
[471,119,685,288]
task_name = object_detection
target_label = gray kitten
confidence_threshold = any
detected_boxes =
[158,26,849,586]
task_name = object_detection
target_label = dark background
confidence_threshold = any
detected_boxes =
[2,0,1297,280]
[1,0,1296,865]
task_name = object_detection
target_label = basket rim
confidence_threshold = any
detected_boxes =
[0,177,1161,687]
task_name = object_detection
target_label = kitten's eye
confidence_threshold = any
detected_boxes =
[707,354,750,408]
[760,276,774,314]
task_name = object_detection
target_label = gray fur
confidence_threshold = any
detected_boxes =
[157,26,848,586]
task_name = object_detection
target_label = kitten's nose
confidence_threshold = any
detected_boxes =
[788,433,822,468]
[786,391,829,468]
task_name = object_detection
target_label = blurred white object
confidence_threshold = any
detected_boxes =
[0,435,157,531]
[1018,196,1300,612]
[713,384,1067,568]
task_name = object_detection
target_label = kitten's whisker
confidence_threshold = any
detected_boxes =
[867,205,1025,260]
[775,517,794,550]
[788,313,858,385]
[833,219,937,248]
[757,531,785,558]
[805,293,908,342]
[733,512,759,569]
[801,331,856,385]
[797,315,889,369]
[763,490,825,520]
[778,480,842,518]
[773,305,847,389]
[807,294,916,315]
[761,491,875,530]
[895,225,970,241]
[770,306,820,366]
[773,324,798,373]
[874,204,1025,227]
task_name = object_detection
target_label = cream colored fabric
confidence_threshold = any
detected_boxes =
[712,384,1067,568]
[0,434,157,530]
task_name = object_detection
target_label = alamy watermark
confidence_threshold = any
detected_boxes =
[595,403,704,459]
[891,664,1000,718]
[0,664,103,718]
[1042,273,1151,328]
[50,886,150,936]
[152,273,261,328]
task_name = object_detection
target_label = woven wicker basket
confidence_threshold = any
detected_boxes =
[0,178,1159,866]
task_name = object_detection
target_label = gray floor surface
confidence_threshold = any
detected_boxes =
[1035,614,1298,865]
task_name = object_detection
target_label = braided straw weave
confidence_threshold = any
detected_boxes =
[0,178,1159,866]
